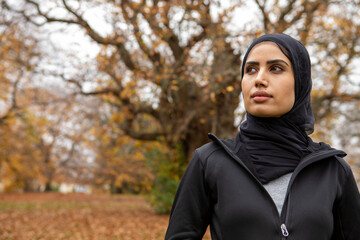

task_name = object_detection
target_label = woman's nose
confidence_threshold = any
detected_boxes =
[254,69,268,88]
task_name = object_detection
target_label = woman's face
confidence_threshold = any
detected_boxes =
[241,42,295,117]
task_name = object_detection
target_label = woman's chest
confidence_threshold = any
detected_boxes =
[205,157,338,239]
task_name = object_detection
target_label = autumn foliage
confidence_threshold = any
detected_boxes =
[0,0,359,214]
[0,193,179,240]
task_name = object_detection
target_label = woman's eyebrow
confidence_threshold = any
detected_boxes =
[245,61,259,66]
[245,59,289,66]
[267,59,289,66]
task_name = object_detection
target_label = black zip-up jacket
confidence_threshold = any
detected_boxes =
[165,133,360,240]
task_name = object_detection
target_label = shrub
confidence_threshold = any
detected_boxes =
[146,144,186,214]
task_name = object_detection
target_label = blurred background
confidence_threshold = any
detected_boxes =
[0,0,359,239]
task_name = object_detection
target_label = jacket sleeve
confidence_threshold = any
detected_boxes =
[333,162,360,240]
[165,150,211,240]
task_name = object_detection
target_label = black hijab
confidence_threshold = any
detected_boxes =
[239,33,315,184]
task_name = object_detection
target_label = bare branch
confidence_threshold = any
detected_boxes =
[174,110,196,139]
[120,2,161,66]
[121,117,165,141]
[0,73,22,123]
[312,92,360,120]
[278,0,297,23]
[61,75,120,96]
[254,0,270,32]
[290,0,327,25]
[14,0,137,70]
[134,103,159,120]
[132,0,184,61]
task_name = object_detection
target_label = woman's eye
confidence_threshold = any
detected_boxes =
[270,65,284,72]
[246,66,257,74]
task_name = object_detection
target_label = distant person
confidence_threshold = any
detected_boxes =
[165,33,360,239]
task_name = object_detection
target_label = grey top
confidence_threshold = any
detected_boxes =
[263,172,293,214]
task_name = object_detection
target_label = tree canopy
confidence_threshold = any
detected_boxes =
[0,0,359,197]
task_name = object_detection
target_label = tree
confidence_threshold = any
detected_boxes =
[88,117,155,194]
[2,0,244,160]
[0,14,43,191]
[2,0,359,186]
[0,18,37,123]
[0,13,98,191]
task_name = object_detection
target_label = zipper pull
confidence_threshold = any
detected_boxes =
[281,223,289,237]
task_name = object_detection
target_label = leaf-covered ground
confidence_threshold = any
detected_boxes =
[0,193,211,240]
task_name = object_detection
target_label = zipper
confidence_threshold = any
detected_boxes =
[280,175,292,239]
[208,134,288,237]
[207,133,345,240]
[281,223,289,238]
[278,144,345,239]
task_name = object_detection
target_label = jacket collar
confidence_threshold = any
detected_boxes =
[207,132,346,183]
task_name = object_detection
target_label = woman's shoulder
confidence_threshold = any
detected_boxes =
[195,141,222,160]
[334,156,354,178]
[195,134,238,161]
[308,139,351,174]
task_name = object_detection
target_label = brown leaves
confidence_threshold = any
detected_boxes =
[0,193,170,240]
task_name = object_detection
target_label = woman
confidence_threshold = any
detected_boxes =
[164,33,360,240]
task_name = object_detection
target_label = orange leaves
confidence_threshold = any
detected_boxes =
[120,86,136,100]
[0,193,171,240]
[170,85,179,91]
[226,86,234,92]
[209,84,236,103]
[120,80,138,100]
[86,113,155,193]
[210,92,216,102]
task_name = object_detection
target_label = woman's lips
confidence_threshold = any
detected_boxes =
[251,91,272,102]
